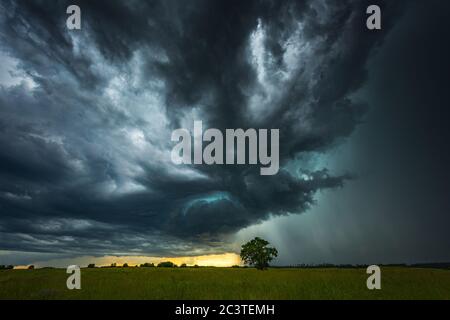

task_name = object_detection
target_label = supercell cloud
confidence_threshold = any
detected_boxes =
[0,0,403,258]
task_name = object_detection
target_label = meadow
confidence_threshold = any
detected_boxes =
[0,267,449,300]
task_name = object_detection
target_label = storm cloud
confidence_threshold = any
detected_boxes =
[0,0,404,257]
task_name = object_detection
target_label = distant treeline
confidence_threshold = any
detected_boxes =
[2,262,450,270]
[0,265,14,270]
[97,261,197,268]
[271,262,450,270]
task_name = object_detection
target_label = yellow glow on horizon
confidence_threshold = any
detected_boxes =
[12,265,29,270]
[26,252,242,268]
[168,253,241,267]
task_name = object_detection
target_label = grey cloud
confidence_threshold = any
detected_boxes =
[0,0,404,257]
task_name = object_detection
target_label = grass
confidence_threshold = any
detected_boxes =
[0,267,449,300]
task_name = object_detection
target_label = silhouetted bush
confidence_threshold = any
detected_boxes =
[231,265,240,268]
[139,262,155,268]
[87,264,95,268]
[0,265,12,270]
[123,263,129,268]
[157,261,177,268]
[180,263,187,268]
[28,265,35,270]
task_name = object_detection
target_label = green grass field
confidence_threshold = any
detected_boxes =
[1,267,449,300]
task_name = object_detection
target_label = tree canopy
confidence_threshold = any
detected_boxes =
[240,237,278,270]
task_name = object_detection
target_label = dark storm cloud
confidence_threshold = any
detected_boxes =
[253,0,450,265]
[0,0,404,256]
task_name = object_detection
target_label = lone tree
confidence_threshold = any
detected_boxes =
[240,237,278,270]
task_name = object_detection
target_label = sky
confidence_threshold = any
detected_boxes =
[0,0,449,267]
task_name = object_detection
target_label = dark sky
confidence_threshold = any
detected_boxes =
[0,0,449,266]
